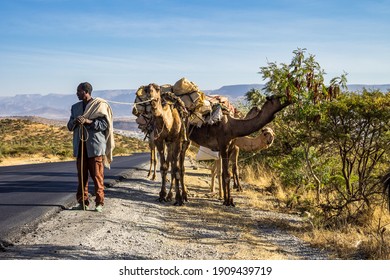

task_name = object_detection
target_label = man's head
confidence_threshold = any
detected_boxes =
[77,82,93,101]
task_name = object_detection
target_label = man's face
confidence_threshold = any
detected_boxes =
[76,87,88,101]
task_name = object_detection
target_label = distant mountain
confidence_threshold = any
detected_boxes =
[0,84,388,119]
[345,84,390,92]
[0,89,137,119]
[208,84,263,99]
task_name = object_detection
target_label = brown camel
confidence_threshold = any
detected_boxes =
[189,95,289,206]
[208,106,260,196]
[147,83,190,205]
[210,126,275,197]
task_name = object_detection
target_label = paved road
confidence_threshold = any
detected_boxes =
[0,153,149,240]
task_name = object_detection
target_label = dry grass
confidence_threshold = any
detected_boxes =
[241,163,286,210]
[297,207,390,259]
[240,162,390,259]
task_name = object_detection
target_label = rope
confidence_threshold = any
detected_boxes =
[78,123,89,142]
[154,122,165,140]
[105,99,152,106]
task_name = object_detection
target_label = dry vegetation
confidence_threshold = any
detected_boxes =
[1,118,389,259]
[240,163,390,259]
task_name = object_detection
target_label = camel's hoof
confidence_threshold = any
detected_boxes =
[157,197,167,203]
[223,199,235,207]
[167,192,173,201]
[174,200,184,206]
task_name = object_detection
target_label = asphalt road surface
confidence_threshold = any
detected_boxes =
[0,153,149,241]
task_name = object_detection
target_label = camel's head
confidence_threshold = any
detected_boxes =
[146,83,161,110]
[261,127,275,146]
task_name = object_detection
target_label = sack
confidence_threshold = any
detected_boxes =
[133,86,151,116]
[188,112,204,127]
[205,105,223,125]
[196,146,219,161]
[206,95,236,116]
[173,77,199,95]
[198,99,212,115]
[179,91,204,111]
[160,84,173,94]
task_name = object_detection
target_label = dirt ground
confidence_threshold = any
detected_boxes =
[0,159,334,260]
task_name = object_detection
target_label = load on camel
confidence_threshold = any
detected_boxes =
[132,77,288,206]
[132,77,241,204]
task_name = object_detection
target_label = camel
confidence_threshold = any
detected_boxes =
[188,95,290,206]
[207,106,260,196]
[210,126,275,197]
[147,83,190,205]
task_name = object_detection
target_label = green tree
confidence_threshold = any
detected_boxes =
[257,48,347,203]
[316,90,390,223]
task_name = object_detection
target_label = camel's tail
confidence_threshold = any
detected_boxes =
[381,172,390,211]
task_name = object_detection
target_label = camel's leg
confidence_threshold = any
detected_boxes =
[217,157,223,200]
[220,148,234,206]
[147,147,153,178]
[172,142,184,206]
[179,140,190,202]
[210,160,217,193]
[166,144,174,201]
[156,141,168,202]
[151,131,158,180]
[231,146,242,192]
[167,170,174,201]
[151,146,157,180]
[210,157,222,199]
[148,145,157,180]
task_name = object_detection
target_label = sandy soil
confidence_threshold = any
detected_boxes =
[0,160,334,260]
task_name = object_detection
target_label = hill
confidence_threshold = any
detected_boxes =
[0,118,148,166]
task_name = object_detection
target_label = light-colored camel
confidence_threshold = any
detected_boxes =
[210,127,275,197]
[188,95,290,206]
[147,83,190,205]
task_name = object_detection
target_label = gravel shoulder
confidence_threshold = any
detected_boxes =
[0,160,333,260]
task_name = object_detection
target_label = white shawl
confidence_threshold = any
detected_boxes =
[83,97,115,169]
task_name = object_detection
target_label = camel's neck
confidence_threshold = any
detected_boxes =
[152,103,174,131]
[231,97,288,138]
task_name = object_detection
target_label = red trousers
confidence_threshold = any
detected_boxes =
[76,150,105,206]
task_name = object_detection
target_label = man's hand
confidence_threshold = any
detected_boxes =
[75,116,93,125]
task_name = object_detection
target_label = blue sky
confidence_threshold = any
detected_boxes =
[0,0,389,96]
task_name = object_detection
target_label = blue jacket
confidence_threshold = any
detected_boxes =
[67,101,108,158]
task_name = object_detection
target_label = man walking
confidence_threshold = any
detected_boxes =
[67,82,115,212]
